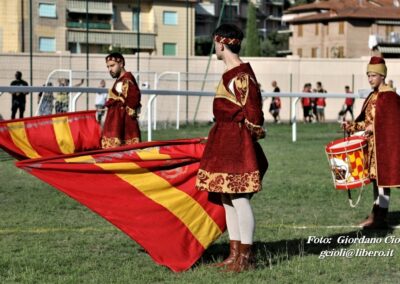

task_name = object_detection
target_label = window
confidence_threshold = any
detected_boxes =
[339,22,344,35]
[163,11,177,25]
[38,3,56,18]
[297,48,302,57]
[338,46,344,58]
[39,37,56,52]
[386,25,394,36]
[315,24,319,36]
[311,47,318,58]
[163,43,177,56]
[132,8,140,31]
[298,25,303,37]
[326,23,329,35]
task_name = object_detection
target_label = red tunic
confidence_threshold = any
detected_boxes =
[351,85,400,187]
[101,72,141,149]
[195,63,268,194]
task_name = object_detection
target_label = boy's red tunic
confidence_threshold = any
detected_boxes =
[351,85,400,187]
[196,63,268,194]
[101,72,141,148]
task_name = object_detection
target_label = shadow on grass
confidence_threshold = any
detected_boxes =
[388,211,400,227]
[199,227,396,269]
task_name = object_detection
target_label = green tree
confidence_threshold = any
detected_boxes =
[260,31,290,57]
[244,2,260,57]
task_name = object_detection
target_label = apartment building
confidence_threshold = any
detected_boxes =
[195,0,289,55]
[0,0,196,56]
[283,0,400,58]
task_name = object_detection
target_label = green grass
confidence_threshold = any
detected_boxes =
[1,123,400,283]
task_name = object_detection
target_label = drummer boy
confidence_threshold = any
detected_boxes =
[343,56,400,229]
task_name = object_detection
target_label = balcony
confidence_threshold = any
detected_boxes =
[67,30,156,50]
[67,0,113,15]
[67,21,111,30]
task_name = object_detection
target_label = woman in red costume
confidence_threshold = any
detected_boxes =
[196,24,268,272]
[344,56,400,229]
[101,52,141,149]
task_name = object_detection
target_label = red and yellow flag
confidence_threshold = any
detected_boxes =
[0,111,101,160]
[16,138,226,272]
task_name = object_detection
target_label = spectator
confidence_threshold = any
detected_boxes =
[38,82,54,116]
[269,80,281,123]
[301,83,312,123]
[388,79,397,93]
[338,85,355,121]
[95,79,108,124]
[55,78,84,113]
[10,71,29,119]
[315,81,327,122]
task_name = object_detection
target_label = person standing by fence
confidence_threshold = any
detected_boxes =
[95,79,108,124]
[10,71,28,119]
[269,80,281,123]
[338,85,354,121]
[195,24,268,272]
[301,83,312,123]
[55,78,84,113]
[37,82,54,116]
[101,52,142,149]
[315,81,327,122]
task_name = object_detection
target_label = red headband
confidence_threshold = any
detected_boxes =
[214,35,241,46]
[105,56,124,63]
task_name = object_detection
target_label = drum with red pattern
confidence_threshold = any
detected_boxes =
[325,136,370,190]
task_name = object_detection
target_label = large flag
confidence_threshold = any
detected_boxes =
[0,111,100,160]
[16,138,226,272]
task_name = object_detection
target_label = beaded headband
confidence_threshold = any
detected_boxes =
[214,35,241,46]
[105,55,124,64]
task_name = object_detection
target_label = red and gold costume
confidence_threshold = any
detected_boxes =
[101,72,141,148]
[196,63,268,194]
[348,84,400,187]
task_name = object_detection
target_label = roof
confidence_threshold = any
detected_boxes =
[285,0,400,23]
[286,0,397,13]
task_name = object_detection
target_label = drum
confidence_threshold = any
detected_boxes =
[325,136,370,190]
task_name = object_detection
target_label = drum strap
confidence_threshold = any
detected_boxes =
[347,185,366,208]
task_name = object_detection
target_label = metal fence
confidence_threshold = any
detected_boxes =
[0,85,379,142]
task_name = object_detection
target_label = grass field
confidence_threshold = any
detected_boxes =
[1,123,400,283]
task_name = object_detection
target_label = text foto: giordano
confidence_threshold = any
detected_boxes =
[337,235,400,244]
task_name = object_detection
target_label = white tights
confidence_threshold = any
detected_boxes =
[221,194,255,245]
[373,182,390,209]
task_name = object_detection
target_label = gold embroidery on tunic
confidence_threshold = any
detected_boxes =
[215,80,242,106]
[125,137,140,145]
[101,136,121,149]
[108,89,125,103]
[195,169,262,193]
[233,73,249,105]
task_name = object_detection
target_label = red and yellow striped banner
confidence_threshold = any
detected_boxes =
[16,139,226,272]
[0,111,101,160]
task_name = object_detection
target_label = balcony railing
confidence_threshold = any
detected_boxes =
[67,30,155,49]
[67,21,111,30]
[376,33,400,44]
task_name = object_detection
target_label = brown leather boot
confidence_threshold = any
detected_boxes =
[358,204,379,227]
[225,244,254,272]
[363,206,389,230]
[212,240,240,267]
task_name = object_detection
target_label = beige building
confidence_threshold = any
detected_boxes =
[283,0,400,58]
[0,0,196,56]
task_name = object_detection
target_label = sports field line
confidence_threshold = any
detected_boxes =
[0,224,399,235]
[259,224,400,230]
